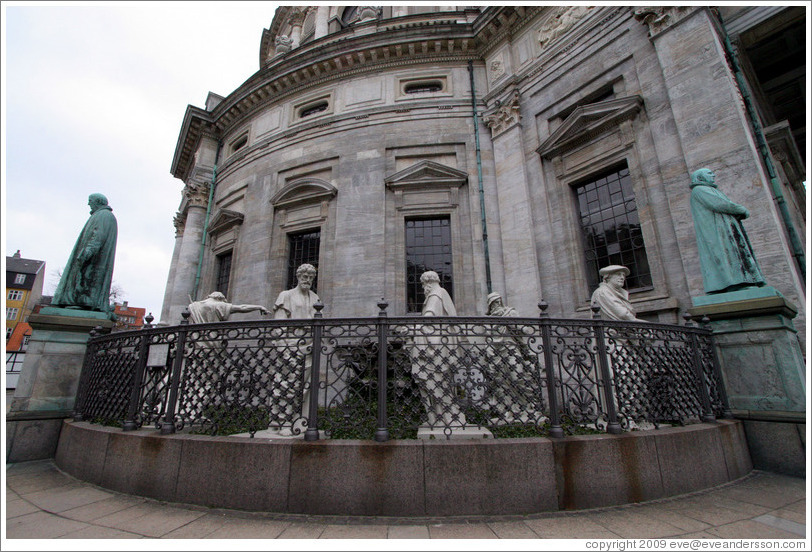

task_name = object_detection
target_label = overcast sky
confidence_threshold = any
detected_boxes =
[2,1,282,321]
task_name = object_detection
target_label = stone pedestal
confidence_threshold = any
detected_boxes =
[6,308,114,463]
[689,293,806,476]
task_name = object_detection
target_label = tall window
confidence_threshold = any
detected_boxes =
[405,217,453,313]
[14,274,25,284]
[7,308,19,321]
[287,230,320,291]
[576,164,652,293]
[8,290,23,301]
[215,252,232,297]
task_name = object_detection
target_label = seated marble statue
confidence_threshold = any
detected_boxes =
[187,292,269,323]
[590,265,644,321]
[273,263,320,319]
[689,168,767,294]
[484,292,544,425]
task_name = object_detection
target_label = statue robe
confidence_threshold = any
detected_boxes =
[53,205,117,312]
[690,184,766,294]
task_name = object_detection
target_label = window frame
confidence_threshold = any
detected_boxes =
[7,307,19,320]
[404,216,454,313]
[286,229,321,292]
[572,163,653,294]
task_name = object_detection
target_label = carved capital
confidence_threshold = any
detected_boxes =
[633,6,694,37]
[358,6,381,22]
[173,211,186,237]
[183,181,210,208]
[483,91,521,138]
[537,6,594,50]
[288,7,306,27]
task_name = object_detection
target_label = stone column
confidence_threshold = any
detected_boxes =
[159,212,185,324]
[314,6,329,40]
[165,186,208,324]
[289,8,305,48]
[482,90,542,315]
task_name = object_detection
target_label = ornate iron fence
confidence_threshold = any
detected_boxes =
[73,302,730,440]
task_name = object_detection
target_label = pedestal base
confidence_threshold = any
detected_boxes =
[689,295,805,476]
[6,312,113,462]
[417,426,494,440]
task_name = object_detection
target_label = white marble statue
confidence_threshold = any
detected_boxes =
[188,292,269,324]
[590,265,644,321]
[410,271,467,428]
[270,263,320,437]
[483,292,544,425]
[273,263,320,319]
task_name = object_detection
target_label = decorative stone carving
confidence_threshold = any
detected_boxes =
[633,6,693,37]
[173,211,186,236]
[183,181,210,207]
[357,6,381,23]
[483,91,521,138]
[274,34,293,57]
[590,265,643,321]
[287,7,306,26]
[537,6,594,50]
[488,56,506,83]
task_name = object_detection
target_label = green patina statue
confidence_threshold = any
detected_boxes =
[689,168,766,294]
[52,193,118,313]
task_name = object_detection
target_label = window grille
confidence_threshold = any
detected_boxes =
[576,165,652,293]
[287,230,320,291]
[405,217,453,313]
[216,252,232,297]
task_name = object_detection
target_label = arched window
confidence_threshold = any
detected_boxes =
[340,7,358,27]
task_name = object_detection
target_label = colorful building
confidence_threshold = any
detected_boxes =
[113,301,147,331]
[5,251,45,350]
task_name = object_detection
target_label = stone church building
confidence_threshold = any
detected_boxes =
[160,5,806,344]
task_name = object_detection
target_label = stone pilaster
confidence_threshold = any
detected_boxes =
[158,212,186,324]
[165,184,208,324]
[482,90,542,315]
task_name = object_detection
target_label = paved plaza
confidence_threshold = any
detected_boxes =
[3,458,807,542]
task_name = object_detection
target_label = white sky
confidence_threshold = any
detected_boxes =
[2,1,282,319]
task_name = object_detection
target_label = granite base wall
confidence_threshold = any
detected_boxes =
[54,420,752,516]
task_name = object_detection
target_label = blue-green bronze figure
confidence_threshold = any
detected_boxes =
[690,168,766,294]
[52,193,118,313]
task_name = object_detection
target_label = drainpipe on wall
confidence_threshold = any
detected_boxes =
[468,60,493,295]
[191,139,223,301]
[715,11,806,283]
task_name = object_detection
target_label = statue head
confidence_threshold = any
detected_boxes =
[599,265,630,289]
[420,270,440,294]
[207,291,227,302]
[487,292,503,313]
[88,193,109,213]
[690,168,716,188]
[295,263,317,290]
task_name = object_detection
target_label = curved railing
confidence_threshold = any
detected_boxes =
[73,302,731,440]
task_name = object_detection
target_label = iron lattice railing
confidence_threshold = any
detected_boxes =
[73,302,731,440]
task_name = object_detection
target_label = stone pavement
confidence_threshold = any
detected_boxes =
[4,460,807,541]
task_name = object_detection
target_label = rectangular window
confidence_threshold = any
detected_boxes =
[7,308,19,321]
[287,230,320,291]
[576,164,652,293]
[8,290,23,301]
[215,252,233,297]
[14,274,25,285]
[405,217,453,313]
[6,327,12,339]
